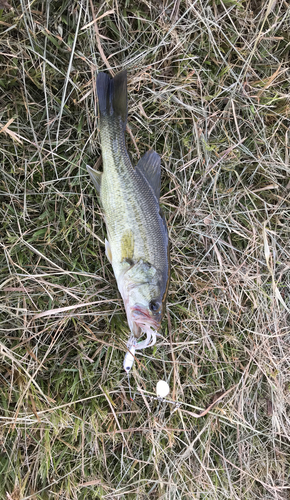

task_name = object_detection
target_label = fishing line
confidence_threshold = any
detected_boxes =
[127,372,134,401]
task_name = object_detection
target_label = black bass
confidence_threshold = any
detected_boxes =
[87,71,170,371]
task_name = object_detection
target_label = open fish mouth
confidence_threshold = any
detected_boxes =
[123,307,162,372]
[131,306,161,330]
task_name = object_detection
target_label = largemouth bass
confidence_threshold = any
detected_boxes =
[87,71,170,371]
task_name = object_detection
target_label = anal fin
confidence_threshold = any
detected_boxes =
[87,165,102,195]
[105,238,112,264]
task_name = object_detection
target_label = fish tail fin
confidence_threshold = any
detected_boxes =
[96,71,128,129]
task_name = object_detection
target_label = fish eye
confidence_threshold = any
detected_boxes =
[149,300,160,312]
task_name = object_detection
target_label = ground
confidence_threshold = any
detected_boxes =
[0,0,290,499]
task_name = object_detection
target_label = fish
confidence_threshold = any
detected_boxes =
[87,70,170,371]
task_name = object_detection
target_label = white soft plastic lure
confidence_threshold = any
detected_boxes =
[123,331,158,372]
[156,380,170,398]
[123,344,136,373]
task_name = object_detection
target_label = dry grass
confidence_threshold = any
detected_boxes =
[0,0,290,498]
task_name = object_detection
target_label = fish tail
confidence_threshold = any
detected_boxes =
[96,71,128,130]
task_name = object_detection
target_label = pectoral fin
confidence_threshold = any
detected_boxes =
[121,230,134,261]
[87,165,102,195]
[135,150,161,200]
[105,238,112,264]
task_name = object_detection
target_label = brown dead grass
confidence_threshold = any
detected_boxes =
[0,0,290,498]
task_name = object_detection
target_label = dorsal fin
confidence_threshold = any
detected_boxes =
[135,150,161,200]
